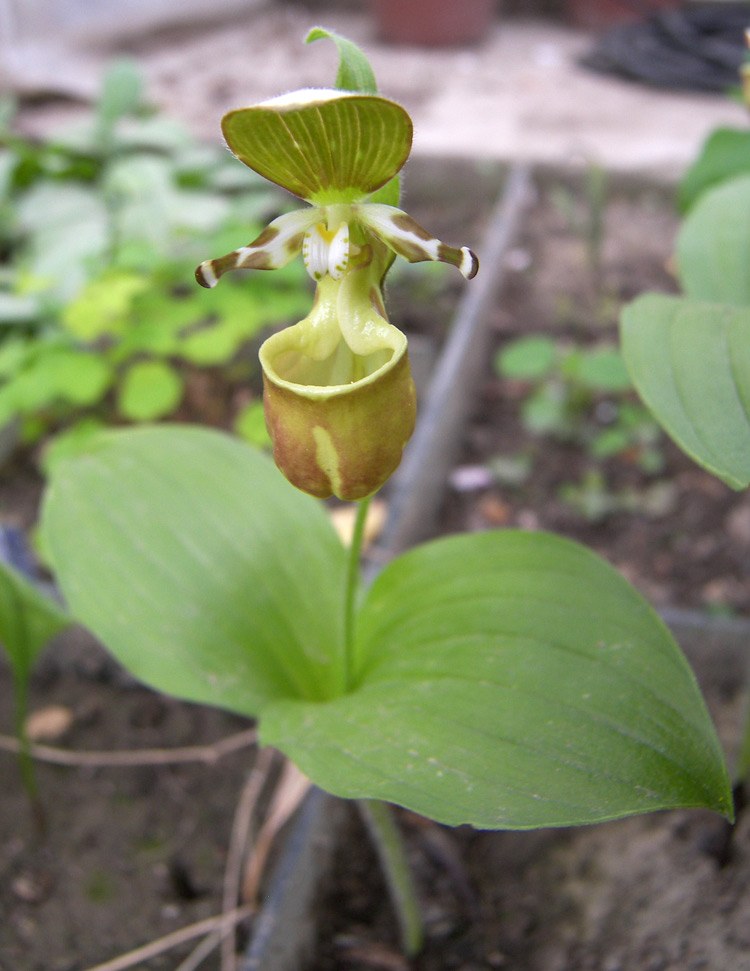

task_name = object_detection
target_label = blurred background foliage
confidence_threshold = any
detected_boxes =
[0,60,312,474]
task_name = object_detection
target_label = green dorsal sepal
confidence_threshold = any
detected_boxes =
[221,90,413,205]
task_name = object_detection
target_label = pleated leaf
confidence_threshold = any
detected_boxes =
[221,94,412,205]
[677,175,750,306]
[621,293,750,489]
[261,531,732,829]
[41,425,348,712]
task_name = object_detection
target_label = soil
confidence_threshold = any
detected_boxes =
[2,171,750,970]
[0,631,256,971]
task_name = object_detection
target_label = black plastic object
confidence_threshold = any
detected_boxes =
[581,2,750,92]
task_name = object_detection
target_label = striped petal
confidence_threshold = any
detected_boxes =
[195,208,320,288]
[356,204,479,279]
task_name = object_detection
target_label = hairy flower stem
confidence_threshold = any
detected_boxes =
[357,798,424,956]
[343,495,372,691]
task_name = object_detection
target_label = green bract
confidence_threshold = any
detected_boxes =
[195,89,477,499]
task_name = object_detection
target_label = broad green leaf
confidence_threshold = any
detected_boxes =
[521,384,567,435]
[677,175,750,306]
[0,149,15,201]
[495,336,557,380]
[4,350,112,413]
[104,155,174,246]
[573,346,631,392]
[40,417,107,479]
[221,94,412,205]
[261,530,731,829]
[117,360,183,421]
[62,272,148,340]
[620,293,750,489]
[305,26,378,95]
[178,323,241,365]
[0,559,71,687]
[15,183,110,299]
[41,425,348,712]
[0,292,42,326]
[106,155,230,245]
[42,351,113,406]
[678,128,750,213]
[112,116,192,154]
[165,188,229,234]
[0,336,30,378]
[235,401,271,448]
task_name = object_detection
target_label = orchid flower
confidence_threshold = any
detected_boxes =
[196,89,478,500]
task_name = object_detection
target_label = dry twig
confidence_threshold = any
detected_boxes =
[80,906,252,971]
[221,745,278,971]
[0,728,256,767]
[173,927,224,971]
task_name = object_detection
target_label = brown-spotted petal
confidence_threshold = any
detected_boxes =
[195,208,320,288]
[355,203,479,279]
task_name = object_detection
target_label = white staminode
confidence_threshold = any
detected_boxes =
[302,222,350,281]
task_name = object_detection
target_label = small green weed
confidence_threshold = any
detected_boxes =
[495,334,664,474]
[0,61,310,470]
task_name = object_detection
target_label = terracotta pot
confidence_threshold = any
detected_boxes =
[567,0,680,30]
[370,0,497,46]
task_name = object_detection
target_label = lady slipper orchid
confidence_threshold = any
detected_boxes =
[195,88,478,500]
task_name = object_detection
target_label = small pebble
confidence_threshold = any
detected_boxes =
[449,464,493,493]
[24,705,74,742]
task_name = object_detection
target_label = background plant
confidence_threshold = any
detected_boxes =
[495,334,662,470]
[620,111,750,797]
[0,553,72,814]
[31,29,735,960]
[0,62,311,469]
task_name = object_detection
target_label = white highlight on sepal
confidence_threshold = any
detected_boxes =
[259,88,358,109]
[197,261,218,288]
[458,246,479,280]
